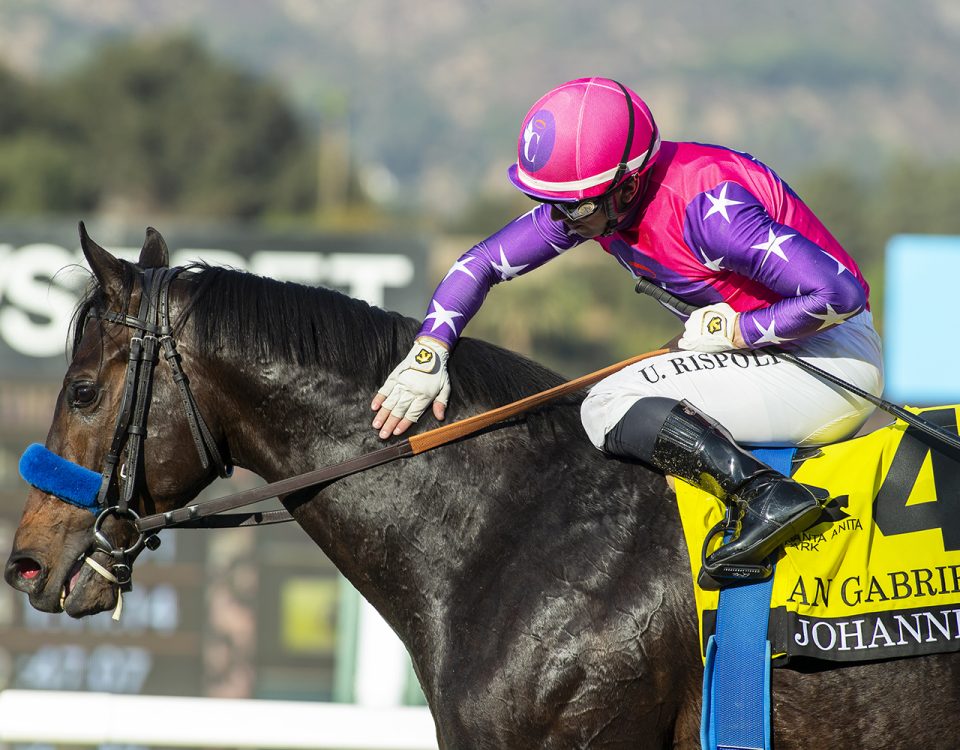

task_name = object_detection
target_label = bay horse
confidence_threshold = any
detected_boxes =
[5,226,959,749]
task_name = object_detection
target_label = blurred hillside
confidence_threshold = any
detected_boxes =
[1,1,959,374]
[2,0,960,215]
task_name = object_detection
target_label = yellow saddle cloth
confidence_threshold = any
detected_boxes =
[677,404,960,665]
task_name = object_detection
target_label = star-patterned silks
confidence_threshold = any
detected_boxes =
[518,205,573,253]
[753,318,788,346]
[491,244,529,280]
[752,228,795,268]
[820,249,848,275]
[516,207,538,222]
[703,183,744,222]
[443,257,477,281]
[424,300,463,334]
[806,303,861,331]
[415,141,872,352]
[698,246,725,272]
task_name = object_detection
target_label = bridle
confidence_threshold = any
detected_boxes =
[86,265,230,588]
[31,259,960,623]
[29,262,674,616]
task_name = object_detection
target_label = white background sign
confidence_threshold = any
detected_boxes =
[0,239,420,363]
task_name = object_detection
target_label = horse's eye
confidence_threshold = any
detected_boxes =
[67,382,100,408]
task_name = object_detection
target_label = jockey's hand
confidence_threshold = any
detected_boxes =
[677,302,747,352]
[371,338,450,439]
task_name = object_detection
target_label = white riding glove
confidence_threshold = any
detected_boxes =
[677,303,743,352]
[377,338,451,423]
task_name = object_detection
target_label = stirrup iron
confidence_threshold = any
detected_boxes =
[696,512,773,591]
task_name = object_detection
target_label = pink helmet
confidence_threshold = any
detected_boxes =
[507,77,660,202]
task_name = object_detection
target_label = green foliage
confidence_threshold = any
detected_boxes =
[0,34,317,218]
[795,158,960,270]
[0,133,95,212]
[0,67,42,137]
[2,28,960,375]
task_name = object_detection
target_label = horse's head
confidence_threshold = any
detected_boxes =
[4,224,229,618]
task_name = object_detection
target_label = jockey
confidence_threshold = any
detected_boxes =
[371,77,883,586]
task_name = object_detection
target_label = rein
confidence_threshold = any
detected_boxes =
[135,346,671,533]
[29,262,670,606]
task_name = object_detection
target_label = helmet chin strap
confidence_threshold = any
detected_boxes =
[600,193,622,237]
[600,80,638,237]
[600,80,658,237]
[600,171,651,236]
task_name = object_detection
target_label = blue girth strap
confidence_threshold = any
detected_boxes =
[701,447,793,750]
[19,443,100,513]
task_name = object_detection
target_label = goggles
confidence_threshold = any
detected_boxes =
[548,197,604,222]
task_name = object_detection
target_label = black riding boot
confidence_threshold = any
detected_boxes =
[604,398,824,587]
[652,401,824,583]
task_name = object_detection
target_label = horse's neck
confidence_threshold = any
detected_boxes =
[211,352,465,639]
[204,344,688,720]
[220,358,372,475]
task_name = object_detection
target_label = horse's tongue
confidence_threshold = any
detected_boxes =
[64,558,84,597]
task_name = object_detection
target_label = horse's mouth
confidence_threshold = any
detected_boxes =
[56,552,123,618]
[59,554,87,610]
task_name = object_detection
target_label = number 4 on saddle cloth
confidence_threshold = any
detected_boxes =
[677,404,960,666]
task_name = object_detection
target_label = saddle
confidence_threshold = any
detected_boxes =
[677,404,960,665]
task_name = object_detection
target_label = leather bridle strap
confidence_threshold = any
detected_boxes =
[89,266,233,584]
[135,347,672,534]
[97,267,230,504]
[117,268,169,514]
[95,268,166,512]
[157,272,229,477]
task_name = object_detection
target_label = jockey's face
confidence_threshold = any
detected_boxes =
[549,174,642,239]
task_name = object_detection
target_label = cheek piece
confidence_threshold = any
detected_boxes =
[19,443,100,514]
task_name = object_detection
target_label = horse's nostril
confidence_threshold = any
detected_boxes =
[4,555,44,592]
[16,559,41,579]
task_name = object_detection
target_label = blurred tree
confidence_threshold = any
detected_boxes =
[0,66,39,137]
[869,157,960,243]
[796,157,960,272]
[47,35,317,218]
[792,166,870,260]
[0,133,96,212]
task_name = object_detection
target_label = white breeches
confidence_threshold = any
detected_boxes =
[581,311,884,449]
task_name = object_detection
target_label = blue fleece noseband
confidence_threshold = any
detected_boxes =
[19,443,101,513]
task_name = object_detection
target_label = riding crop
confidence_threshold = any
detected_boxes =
[135,346,672,534]
[633,277,960,457]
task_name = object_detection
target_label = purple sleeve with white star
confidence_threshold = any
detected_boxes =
[415,204,582,348]
[685,182,867,348]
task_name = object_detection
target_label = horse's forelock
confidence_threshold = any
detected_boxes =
[70,262,140,358]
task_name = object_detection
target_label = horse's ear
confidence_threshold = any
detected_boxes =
[78,221,124,296]
[139,227,169,269]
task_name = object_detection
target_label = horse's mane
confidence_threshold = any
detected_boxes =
[74,262,574,412]
[178,263,409,388]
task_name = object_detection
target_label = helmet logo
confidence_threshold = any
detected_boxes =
[520,109,555,173]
